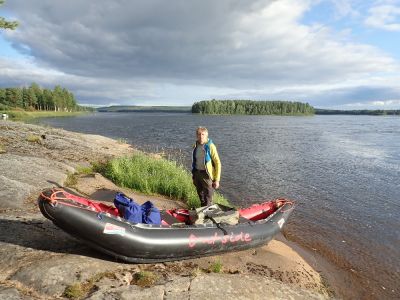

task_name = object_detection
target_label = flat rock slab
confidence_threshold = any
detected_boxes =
[87,285,165,300]
[0,154,69,208]
[83,273,329,300]
[10,255,121,297]
[0,120,133,210]
[0,287,32,300]
[189,274,328,300]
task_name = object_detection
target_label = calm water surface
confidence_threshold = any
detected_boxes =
[36,113,400,299]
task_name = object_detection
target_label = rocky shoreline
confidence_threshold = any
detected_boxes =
[0,120,333,299]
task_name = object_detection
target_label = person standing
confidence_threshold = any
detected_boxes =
[192,127,221,206]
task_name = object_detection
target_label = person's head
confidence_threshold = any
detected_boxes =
[196,127,208,145]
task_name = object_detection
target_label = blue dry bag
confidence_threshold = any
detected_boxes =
[141,201,161,225]
[114,193,161,225]
[114,193,142,223]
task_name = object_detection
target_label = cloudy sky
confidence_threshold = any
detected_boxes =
[1,0,400,109]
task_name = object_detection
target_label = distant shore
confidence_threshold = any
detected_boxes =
[97,105,400,115]
[2,107,399,118]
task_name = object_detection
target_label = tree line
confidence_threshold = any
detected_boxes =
[192,100,315,115]
[0,83,93,112]
[315,109,400,115]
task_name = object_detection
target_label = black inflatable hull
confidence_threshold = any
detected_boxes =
[38,195,294,263]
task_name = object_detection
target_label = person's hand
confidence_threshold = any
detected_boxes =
[212,181,220,189]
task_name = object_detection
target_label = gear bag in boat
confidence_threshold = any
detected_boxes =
[192,204,239,225]
[114,193,161,225]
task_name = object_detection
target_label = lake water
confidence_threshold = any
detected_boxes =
[35,113,400,299]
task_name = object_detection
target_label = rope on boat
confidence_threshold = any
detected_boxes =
[40,188,86,204]
[276,198,296,213]
[39,188,65,203]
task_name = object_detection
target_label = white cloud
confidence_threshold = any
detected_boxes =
[0,57,158,105]
[371,99,400,106]
[330,0,361,19]
[365,2,400,31]
[341,99,400,109]
[0,0,399,108]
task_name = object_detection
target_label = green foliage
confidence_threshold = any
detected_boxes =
[0,83,95,112]
[192,99,315,115]
[76,165,94,175]
[26,134,41,143]
[98,152,230,208]
[0,110,90,121]
[65,171,78,187]
[63,272,113,299]
[63,283,86,299]
[133,271,158,287]
[64,166,93,187]
[0,104,9,110]
[0,1,18,30]
[91,161,108,174]
[209,260,223,273]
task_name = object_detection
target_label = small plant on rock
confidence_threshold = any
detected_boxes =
[63,272,113,299]
[65,171,78,187]
[209,260,223,273]
[63,283,85,299]
[190,266,203,277]
[26,134,41,144]
[76,165,94,175]
[133,271,158,287]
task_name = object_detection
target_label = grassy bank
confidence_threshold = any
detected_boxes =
[95,152,230,208]
[0,110,90,121]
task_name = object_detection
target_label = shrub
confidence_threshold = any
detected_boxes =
[99,152,230,208]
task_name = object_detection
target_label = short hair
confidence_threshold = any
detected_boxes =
[196,127,208,134]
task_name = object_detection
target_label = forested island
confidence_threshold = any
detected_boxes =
[191,100,400,116]
[0,83,93,112]
[192,100,315,115]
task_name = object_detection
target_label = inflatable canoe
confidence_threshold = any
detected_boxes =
[38,188,295,263]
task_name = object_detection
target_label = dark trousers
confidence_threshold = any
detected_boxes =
[193,170,214,206]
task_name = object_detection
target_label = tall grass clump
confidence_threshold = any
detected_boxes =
[0,110,88,121]
[100,152,229,208]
